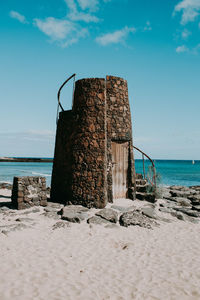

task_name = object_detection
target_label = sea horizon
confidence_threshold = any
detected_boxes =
[1,159,199,187]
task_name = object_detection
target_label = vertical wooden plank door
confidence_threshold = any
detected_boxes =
[111,142,128,199]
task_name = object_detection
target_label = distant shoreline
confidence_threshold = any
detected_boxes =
[0,157,53,163]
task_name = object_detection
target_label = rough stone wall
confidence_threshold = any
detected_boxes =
[51,78,107,208]
[12,176,47,209]
[51,111,74,203]
[106,76,135,202]
[51,75,135,208]
[71,78,107,208]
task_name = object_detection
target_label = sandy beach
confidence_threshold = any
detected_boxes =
[0,188,200,300]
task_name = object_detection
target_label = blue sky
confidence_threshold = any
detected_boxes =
[0,0,200,159]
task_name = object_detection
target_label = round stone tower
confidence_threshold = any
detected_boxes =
[51,75,135,208]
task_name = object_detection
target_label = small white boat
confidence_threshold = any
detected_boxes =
[192,160,195,165]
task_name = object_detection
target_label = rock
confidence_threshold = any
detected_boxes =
[173,207,200,218]
[42,212,60,220]
[188,194,200,205]
[160,201,177,209]
[9,224,30,232]
[136,192,156,203]
[52,221,70,230]
[44,206,61,213]
[15,217,33,223]
[111,205,136,213]
[47,202,63,209]
[21,208,40,214]
[159,207,173,214]
[170,190,193,198]
[0,206,10,211]
[104,224,119,229]
[95,208,118,223]
[87,216,110,225]
[142,207,171,223]
[61,205,89,223]
[141,207,157,219]
[171,211,185,221]
[192,205,200,212]
[172,197,192,207]
[170,185,187,191]
[119,210,158,229]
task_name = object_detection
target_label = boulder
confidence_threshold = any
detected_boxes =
[142,207,171,223]
[95,208,118,223]
[192,205,200,212]
[87,216,110,225]
[170,197,192,207]
[111,205,136,213]
[170,190,193,198]
[159,207,173,214]
[61,205,89,223]
[119,210,158,229]
[173,207,200,218]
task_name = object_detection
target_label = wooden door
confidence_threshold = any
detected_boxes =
[111,142,128,199]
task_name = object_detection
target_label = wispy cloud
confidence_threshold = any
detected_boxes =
[181,28,191,39]
[34,18,75,40]
[34,17,88,47]
[143,21,152,31]
[176,44,189,53]
[96,26,136,46]
[173,0,200,25]
[65,0,99,23]
[77,0,99,12]
[9,10,28,24]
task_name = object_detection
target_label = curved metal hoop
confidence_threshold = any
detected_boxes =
[133,145,156,188]
[56,73,76,123]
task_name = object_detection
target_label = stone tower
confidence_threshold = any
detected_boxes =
[51,75,135,208]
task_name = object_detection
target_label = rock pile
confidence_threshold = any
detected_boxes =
[159,185,200,222]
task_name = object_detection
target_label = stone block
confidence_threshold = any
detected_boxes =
[11,176,48,210]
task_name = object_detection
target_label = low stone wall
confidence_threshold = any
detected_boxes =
[12,176,47,210]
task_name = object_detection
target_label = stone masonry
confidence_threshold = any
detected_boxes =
[12,176,47,209]
[51,75,135,208]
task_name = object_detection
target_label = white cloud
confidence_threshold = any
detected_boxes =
[9,10,28,24]
[61,27,89,47]
[96,26,136,46]
[65,0,99,22]
[144,21,152,31]
[34,17,88,47]
[174,0,200,24]
[176,45,189,53]
[77,0,99,11]
[181,28,191,39]
[34,17,75,40]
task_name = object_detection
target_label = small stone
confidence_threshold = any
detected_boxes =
[95,208,118,223]
[87,216,110,225]
[52,221,70,230]
[15,218,33,223]
[0,206,10,211]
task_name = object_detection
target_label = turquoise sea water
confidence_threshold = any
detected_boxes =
[0,160,199,187]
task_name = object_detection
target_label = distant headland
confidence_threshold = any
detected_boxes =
[0,157,53,163]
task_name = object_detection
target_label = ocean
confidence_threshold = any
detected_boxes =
[0,160,199,187]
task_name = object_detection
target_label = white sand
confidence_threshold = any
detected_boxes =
[0,189,200,300]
